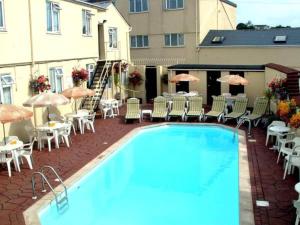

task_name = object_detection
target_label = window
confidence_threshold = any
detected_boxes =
[131,35,149,48]
[46,1,61,33]
[0,74,14,104]
[0,0,5,30]
[129,0,148,13]
[211,36,225,44]
[82,9,93,36]
[86,64,95,86]
[274,35,287,43]
[108,28,118,49]
[164,0,184,10]
[164,33,184,47]
[49,68,63,93]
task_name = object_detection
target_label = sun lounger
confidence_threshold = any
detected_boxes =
[204,96,226,122]
[185,96,204,121]
[125,98,141,123]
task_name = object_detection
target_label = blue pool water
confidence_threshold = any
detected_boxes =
[40,125,239,225]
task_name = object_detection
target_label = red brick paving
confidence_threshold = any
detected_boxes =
[0,105,298,225]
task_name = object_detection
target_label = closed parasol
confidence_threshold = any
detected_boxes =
[0,104,33,144]
[217,75,249,85]
[170,73,200,83]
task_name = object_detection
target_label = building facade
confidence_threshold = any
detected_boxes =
[168,28,300,107]
[0,0,130,140]
[113,0,237,102]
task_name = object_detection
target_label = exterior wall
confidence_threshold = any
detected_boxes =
[0,0,32,64]
[98,4,131,62]
[0,1,131,141]
[265,67,287,88]
[244,71,266,107]
[198,47,300,69]
[115,0,236,65]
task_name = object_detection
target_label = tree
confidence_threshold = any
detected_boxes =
[236,21,255,30]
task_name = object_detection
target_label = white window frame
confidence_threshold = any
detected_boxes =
[82,9,93,36]
[108,27,118,49]
[131,35,149,48]
[129,0,149,13]
[86,63,95,86]
[0,0,5,31]
[164,33,184,47]
[164,0,184,10]
[49,67,63,93]
[0,74,14,104]
[46,1,61,33]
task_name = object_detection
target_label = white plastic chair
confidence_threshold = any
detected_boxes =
[283,145,300,180]
[17,138,36,170]
[277,137,300,164]
[0,152,13,177]
[100,103,114,119]
[58,123,72,148]
[82,112,96,133]
[237,93,246,98]
[265,120,286,146]
[111,99,119,116]
[37,130,56,152]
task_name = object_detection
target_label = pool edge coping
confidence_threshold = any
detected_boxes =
[23,123,254,225]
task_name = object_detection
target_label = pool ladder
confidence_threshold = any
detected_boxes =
[31,165,68,212]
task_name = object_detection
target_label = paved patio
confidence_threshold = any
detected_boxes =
[0,106,298,225]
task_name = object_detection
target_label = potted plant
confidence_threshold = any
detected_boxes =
[72,68,88,86]
[29,75,51,94]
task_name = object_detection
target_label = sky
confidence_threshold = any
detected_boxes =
[234,0,300,27]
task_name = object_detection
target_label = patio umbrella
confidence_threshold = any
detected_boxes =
[61,87,95,113]
[170,73,200,83]
[0,104,33,144]
[23,92,70,121]
[217,75,249,85]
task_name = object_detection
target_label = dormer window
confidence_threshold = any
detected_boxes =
[274,35,287,43]
[211,36,225,44]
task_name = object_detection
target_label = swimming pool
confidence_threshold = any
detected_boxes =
[37,125,240,225]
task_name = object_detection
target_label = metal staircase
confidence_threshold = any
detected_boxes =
[81,60,112,111]
[31,166,68,212]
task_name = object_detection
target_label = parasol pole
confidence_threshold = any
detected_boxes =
[75,99,77,114]
[47,107,50,122]
[2,123,6,145]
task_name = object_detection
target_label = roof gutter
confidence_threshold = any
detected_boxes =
[63,0,106,10]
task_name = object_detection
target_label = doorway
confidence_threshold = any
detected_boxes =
[145,67,157,103]
[207,71,221,105]
[229,71,245,95]
[175,70,189,93]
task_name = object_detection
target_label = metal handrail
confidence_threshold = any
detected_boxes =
[31,172,58,202]
[40,165,68,200]
[31,166,68,211]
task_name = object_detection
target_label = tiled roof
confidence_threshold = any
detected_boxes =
[200,28,300,46]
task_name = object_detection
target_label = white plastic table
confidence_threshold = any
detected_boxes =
[141,109,152,120]
[269,125,290,150]
[36,122,66,148]
[0,140,23,172]
[65,111,89,134]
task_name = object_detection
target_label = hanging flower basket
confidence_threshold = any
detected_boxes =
[29,75,51,94]
[72,68,88,86]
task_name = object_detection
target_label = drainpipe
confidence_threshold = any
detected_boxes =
[27,0,37,126]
